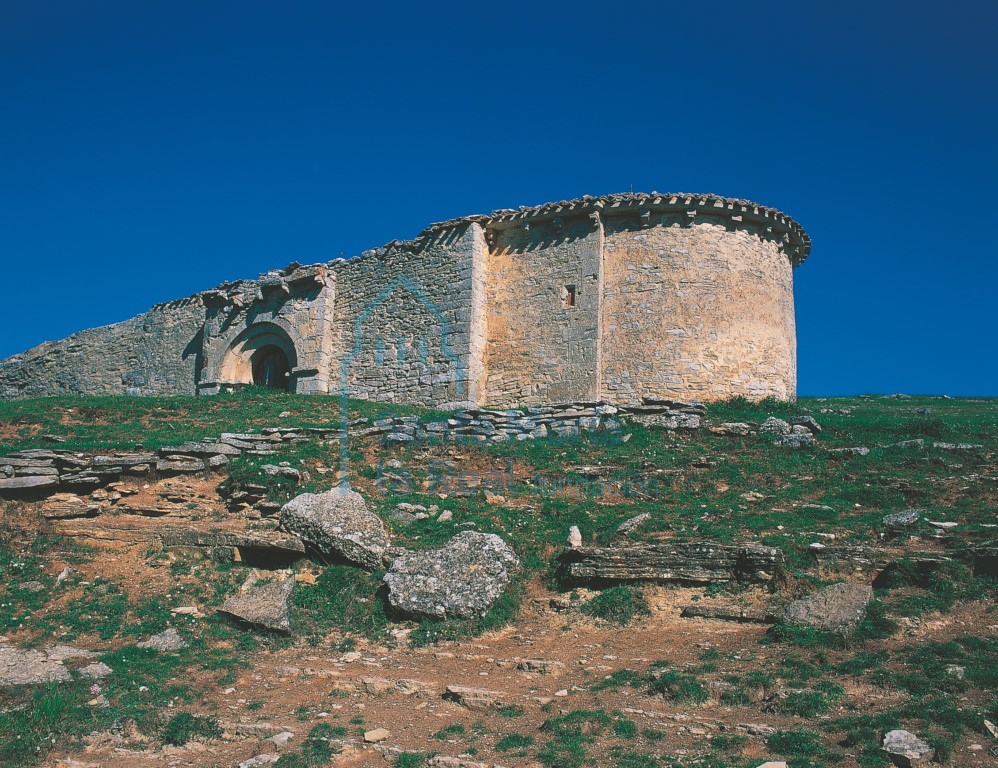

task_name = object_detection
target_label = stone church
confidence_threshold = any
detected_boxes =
[0,192,810,406]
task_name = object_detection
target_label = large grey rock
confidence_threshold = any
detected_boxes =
[384,531,520,619]
[780,582,873,636]
[882,729,934,767]
[559,542,784,585]
[0,637,94,688]
[218,573,294,634]
[279,489,388,568]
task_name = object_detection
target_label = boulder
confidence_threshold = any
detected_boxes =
[780,582,872,636]
[558,542,784,585]
[279,489,388,568]
[218,573,294,634]
[882,729,934,767]
[383,531,520,619]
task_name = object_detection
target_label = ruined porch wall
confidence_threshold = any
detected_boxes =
[198,271,335,395]
[329,223,481,407]
[600,213,796,402]
[482,217,602,406]
[0,299,207,400]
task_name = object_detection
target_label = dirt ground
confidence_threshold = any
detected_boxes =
[25,538,997,768]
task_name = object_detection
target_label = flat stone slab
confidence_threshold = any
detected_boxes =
[79,661,113,680]
[0,475,60,494]
[279,488,388,568]
[137,627,188,652]
[443,685,508,711]
[0,637,95,688]
[558,542,784,585]
[780,582,873,636]
[680,604,776,624]
[218,573,294,634]
[156,458,206,473]
[159,441,243,457]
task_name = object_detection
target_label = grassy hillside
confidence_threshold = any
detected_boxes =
[0,392,995,768]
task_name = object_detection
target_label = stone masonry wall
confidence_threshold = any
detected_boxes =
[483,216,602,406]
[600,213,796,402]
[328,223,484,407]
[0,299,206,400]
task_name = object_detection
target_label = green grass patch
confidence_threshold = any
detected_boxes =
[161,712,221,746]
[495,732,534,752]
[580,586,651,626]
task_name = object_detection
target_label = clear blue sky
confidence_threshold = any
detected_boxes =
[1,1,995,396]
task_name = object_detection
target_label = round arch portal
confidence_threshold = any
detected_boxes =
[218,323,298,392]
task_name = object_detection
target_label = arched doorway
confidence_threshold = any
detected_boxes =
[217,323,299,393]
[252,345,291,390]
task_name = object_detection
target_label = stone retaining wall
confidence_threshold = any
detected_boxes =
[0,400,705,498]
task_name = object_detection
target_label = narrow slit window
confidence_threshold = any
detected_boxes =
[561,284,577,308]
